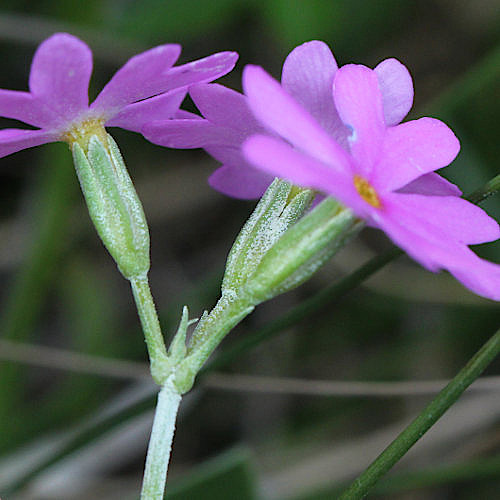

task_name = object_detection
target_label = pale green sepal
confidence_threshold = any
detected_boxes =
[279,187,316,230]
[106,134,150,255]
[187,309,208,351]
[222,178,291,292]
[72,134,150,279]
[171,195,359,392]
[222,179,313,293]
[271,217,363,298]
[247,198,361,303]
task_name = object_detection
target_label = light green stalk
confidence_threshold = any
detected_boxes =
[140,377,182,500]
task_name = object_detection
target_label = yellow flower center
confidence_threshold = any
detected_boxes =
[62,118,107,153]
[353,175,381,208]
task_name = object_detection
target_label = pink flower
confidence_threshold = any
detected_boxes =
[242,61,500,300]
[143,41,459,200]
[0,33,237,156]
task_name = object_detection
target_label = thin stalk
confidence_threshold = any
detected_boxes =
[464,173,500,204]
[140,379,182,500]
[130,276,169,384]
[338,328,500,500]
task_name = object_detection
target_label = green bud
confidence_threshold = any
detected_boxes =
[71,133,150,279]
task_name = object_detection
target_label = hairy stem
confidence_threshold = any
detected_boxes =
[140,379,182,500]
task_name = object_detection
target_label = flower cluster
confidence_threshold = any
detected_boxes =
[144,41,460,200]
[1,35,499,300]
[145,41,500,301]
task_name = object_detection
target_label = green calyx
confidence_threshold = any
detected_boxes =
[222,178,314,294]
[248,197,361,303]
[71,133,150,279]
[222,179,361,304]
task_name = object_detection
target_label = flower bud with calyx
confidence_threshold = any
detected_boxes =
[170,180,362,394]
[67,120,150,280]
[67,120,171,385]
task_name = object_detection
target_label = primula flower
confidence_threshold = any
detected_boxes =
[0,33,238,156]
[241,61,500,300]
[143,41,460,200]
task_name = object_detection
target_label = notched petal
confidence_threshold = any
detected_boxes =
[375,58,414,126]
[29,33,92,126]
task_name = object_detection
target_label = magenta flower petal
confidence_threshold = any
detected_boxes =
[397,173,462,197]
[333,65,385,174]
[144,119,241,149]
[0,129,58,157]
[106,89,187,133]
[243,135,363,212]
[0,90,52,128]
[190,83,262,131]
[374,58,413,126]
[0,33,238,160]
[449,254,500,301]
[154,51,238,95]
[173,109,203,119]
[204,144,246,166]
[375,194,484,272]
[91,44,181,116]
[209,164,274,199]
[281,41,347,142]
[377,204,500,300]
[376,204,451,271]
[389,192,500,245]
[206,143,271,198]
[243,65,347,167]
[375,117,460,192]
[29,33,92,128]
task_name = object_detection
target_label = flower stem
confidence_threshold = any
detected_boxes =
[338,327,500,500]
[465,173,500,204]
[130,276,169,384]
[141,378,182,500]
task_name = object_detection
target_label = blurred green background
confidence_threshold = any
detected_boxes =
[0,1,499,499]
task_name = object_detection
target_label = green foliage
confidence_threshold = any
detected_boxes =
[110,0,240,43]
